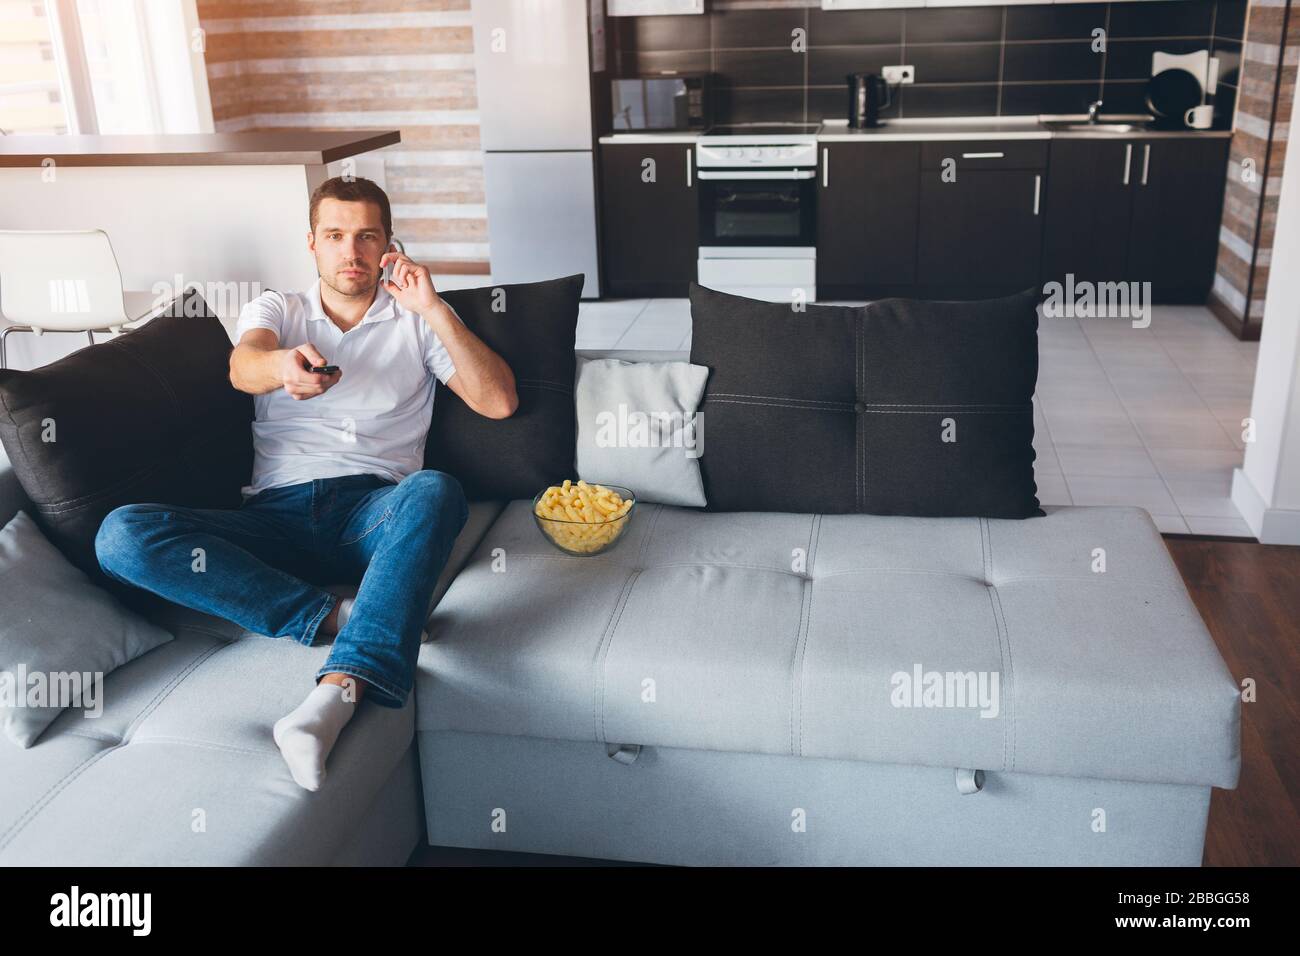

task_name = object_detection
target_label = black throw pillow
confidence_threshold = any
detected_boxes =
[688,283,860,513]
[688,282,1042,518]
[0,291,253,578]
[425,274,583,500]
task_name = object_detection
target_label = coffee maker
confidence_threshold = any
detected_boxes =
[847,72,891,128]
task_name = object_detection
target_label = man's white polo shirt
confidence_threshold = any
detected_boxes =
[233,277,457,497]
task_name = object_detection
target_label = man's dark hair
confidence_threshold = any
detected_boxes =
[308,176,392,240]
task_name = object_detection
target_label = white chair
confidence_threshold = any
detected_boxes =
[0,229,137,369]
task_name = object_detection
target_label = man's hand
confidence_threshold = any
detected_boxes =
[279,343,341,400]
[381,250,440,316]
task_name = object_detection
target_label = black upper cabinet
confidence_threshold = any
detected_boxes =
[1042,139,1135,286]
[1042,137,1230,303]
[1128,139,1230,302]
[598,142,698,297]
[917,148,1046,297]
[816,142,920,297]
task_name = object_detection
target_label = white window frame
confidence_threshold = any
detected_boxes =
[42,0,213,135]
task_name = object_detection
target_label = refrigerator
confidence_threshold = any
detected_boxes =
[471,0,601,298]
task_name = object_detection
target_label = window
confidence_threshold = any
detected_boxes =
[0,0,69,134]
[0,0,210,136]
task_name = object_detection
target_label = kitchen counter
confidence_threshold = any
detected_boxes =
[599,116,1232,145]
[0,130,401,167]
[0,130,399,370]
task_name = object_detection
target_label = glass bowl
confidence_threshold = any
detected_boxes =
[532,482,636,556]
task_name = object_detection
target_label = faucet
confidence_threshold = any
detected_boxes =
[1087,100,1103,124]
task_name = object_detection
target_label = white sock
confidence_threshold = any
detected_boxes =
[272,681,358,791]
[335,596,355,630]
[335,595,429,643]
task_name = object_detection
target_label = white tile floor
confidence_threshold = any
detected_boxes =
[570,297,1260,537]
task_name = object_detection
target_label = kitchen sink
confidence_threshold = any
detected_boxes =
[1040,113,1154,134]
[1040,120,1151,133]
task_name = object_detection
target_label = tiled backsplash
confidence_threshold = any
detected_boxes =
[610,1,1246,125]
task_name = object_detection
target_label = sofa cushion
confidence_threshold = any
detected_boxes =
[0,510,173,748]
[0,293,253,580]
[688,284,859,513]
[0,620,412,865]
[574,357,708,507]
[425,275,583,500]
[417,502,1240,790]
[687,283,1042,517]
[0,498,504,864]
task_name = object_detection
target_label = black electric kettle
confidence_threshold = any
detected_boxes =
[847,72,891,128]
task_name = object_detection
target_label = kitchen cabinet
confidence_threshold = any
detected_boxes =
[598,142,698,297]
[1042,137,1229,302]
[916,143,1046,297]
[1041,140,1135,288]
[816,142,920,298]
[1128,139,1230,302]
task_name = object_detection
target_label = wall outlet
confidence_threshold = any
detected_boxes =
[882,65,914,85]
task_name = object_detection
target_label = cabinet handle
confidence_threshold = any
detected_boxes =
[1122,143,1132,185]
[822,147,829,188]
[686,148,692,187]
[1140,144,1150,186]
[1033,174,1041,216]
[962,151,1004,159]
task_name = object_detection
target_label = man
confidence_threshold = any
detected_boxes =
[95,176,516,791]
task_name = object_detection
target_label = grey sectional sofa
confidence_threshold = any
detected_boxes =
[0,349,1241,866]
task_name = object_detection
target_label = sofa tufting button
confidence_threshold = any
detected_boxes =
[854,401,865,413]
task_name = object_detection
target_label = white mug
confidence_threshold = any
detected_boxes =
[1184,104,1214,129]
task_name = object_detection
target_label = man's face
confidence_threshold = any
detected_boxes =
[308,197,390,298]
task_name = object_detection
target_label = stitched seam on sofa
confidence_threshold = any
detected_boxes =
[990,585,1016,773]
[985,522,1017,773]
[989,575,1191,594]
[594,569,643,743]
[860,408,1030,415]
[115,735,282,758]
[590,504,663,742]
[636,502,665,569]
[708,395,1032,409]
[0,640,225,850]
[705,399,852,411]
[791,513,821,757]
[515,379,573,394]
[113,341,182,410]
[980,518,990,585]
[709,393,854,408]
[817,567,990,582]
[53,728,123,744]
[983,586,1011,773]
[0,388,37,488]
[31,462,164,513]
[861,402,1029,410]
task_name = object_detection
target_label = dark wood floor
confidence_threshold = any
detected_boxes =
[411,537,1300,868]
[1165,537,1300,866]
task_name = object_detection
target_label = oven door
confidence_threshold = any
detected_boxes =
[697,169,817,247]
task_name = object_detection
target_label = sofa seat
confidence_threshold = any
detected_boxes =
[0,493,505,866]
[414,501,1241,865]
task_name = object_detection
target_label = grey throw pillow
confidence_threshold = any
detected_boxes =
[0,510,173,748]
[575,358,708,508]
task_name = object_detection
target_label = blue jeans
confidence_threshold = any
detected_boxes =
[94,470,469,709]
